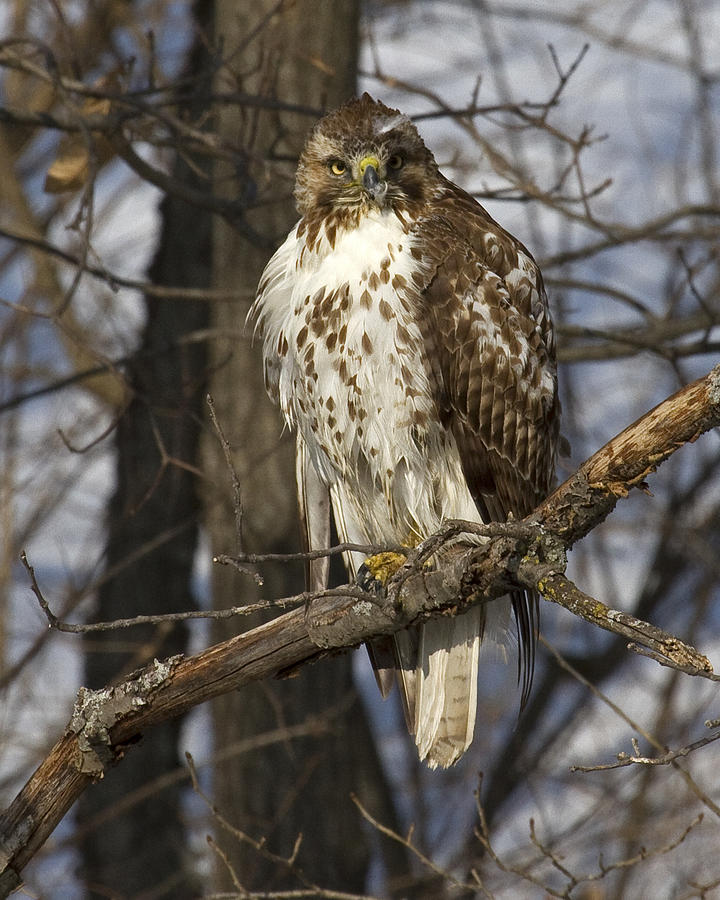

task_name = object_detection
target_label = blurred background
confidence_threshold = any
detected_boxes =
[1,0,719,896]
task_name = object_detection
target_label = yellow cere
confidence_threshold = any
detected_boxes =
[358,155,380,175]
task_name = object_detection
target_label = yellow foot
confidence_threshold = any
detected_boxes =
[362,551,407,586]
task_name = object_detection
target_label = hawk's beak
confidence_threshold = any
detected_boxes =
[359,156,387,203]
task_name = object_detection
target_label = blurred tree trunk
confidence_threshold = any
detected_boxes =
[203,0,406,892]
[77,2,214,895]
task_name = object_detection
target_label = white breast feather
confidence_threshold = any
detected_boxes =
[251,210,479,547]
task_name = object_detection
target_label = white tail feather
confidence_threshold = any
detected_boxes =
[414,606,484,768]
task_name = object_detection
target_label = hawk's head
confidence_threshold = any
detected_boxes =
[295,93,440,220]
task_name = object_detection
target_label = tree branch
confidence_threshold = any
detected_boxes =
[0,365,718,895]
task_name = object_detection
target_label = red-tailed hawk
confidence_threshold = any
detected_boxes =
[251,94,559,768]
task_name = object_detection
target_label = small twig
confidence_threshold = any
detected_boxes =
[475,772,703,895]
[20,552,60,629]
[546,43,590,112]
[677,246,716,330]
[350,794,472,892]
[0,224,250,301]
[207,392,245,547]
[207,391,261,583]
[20,550,380,632]
[544,639,720,817]
[20,549,301,631]
[187,754,379,900]
[529,818,576,881]
[57,400,130,453]
[571,729,720,773]
[215,541,401,565]
[592,815,703,879]
[473,775,564,898]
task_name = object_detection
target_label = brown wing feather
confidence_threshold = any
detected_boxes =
[417,180,560,701]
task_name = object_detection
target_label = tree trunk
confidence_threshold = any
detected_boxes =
[78,3,214,894]
[203,0,404,892]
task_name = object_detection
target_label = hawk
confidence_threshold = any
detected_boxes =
[250,93,559,768]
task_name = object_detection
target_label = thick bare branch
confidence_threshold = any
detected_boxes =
[535,363,720,547]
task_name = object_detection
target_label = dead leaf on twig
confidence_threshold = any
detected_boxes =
[44,76,119,192]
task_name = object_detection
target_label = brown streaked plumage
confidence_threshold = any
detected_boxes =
[250,93,559,768]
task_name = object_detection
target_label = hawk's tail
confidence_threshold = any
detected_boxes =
[407,606,484,769]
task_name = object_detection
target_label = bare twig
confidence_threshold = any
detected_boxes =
[351,794,473,892]
[570,728,720,773]
[474,772,704,897]
[187,754,381,900]
[544,641,720,818]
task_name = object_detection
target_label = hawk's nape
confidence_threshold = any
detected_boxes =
[250,93,559,768]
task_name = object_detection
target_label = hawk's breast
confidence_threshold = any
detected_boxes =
[253,209,477,542]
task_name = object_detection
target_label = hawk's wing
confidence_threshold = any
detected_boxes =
[296,434,331,593]
[416,185,560,699]
[298,436,402,701]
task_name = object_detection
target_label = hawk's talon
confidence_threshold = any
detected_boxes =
[357,551,407,592]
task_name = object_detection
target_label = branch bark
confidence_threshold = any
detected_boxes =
[0,364,718,895]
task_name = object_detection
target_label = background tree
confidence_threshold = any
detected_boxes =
[76,1,213,894]
[0,0,718,896]
[201,0,402,892]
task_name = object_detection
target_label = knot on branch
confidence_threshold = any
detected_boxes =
[67,656,182,776]
[515,528,569,591]
[458,522,568,602]
[305,590,398,650]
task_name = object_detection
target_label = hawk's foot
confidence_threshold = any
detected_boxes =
[356,551,407,593]
[364,550,407,584]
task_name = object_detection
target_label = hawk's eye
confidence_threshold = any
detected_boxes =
[387,154,404,170]
[329,160,347,176]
